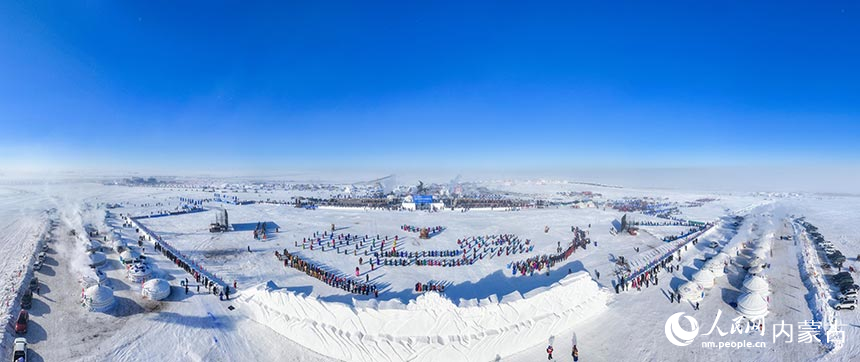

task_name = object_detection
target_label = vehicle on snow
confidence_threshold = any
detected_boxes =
[14,310,28,334]
[835,299,856,311]
[20,289,32,310]
[13,337,27,362]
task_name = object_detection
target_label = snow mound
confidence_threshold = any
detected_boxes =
[238,271,609,362]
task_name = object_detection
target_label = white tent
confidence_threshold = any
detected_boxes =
[120,249,140,264]
[748,265,766,275]
[83,285,116,312]
[88,252,107,268]
[736,292,769,320]
[703,259,726,277]
[141,278,171,301]
[85,239,102,252]
[678,281,705,302]
[692,269,716,289]
[747,257,765,269]
[115,239,128,253]
[127,263,152,283]
[80,269,109,288]
[755,239,772,250]
[742,275,770,296]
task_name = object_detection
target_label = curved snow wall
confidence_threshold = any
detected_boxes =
[238,271,609,362]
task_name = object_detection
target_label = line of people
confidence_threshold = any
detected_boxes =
[275,249,378,297]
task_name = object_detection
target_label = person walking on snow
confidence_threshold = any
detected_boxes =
[572,345,579,362]
[546,345,554,360]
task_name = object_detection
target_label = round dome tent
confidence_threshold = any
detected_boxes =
[742,275,770,296]
[141,278,171,301]
[83,285,116,312]
[703,259,726,277]
[736,292,769,321]
[747,257,765,269]
[120,249,140,264]
[114,239,128,253]
[692,269,716,289]
[756,239,772,250]
[80,269,109,289]
[88,251,107,268]
[127,263,152,283]
[748,265,766,275]
[85,239,102,252]
[678,281,705,302]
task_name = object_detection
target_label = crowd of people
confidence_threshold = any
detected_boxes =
[458,234,532,260]
[661,225,709,242]
[414,282,446,293]
[401,224,445,235]
[510,227,589,276]
[275,249,378,297]
[298,231,399,255]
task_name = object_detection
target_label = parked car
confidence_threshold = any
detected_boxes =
[824,247,837,255]
[838,295,857,304]
[708,241,719,248]
[33,259,43,271]
[835,299,856,311]
[13,337,27,362]
[840,289,858,299]
[20,289,33,310]
[37,251,46,261]
[28,278,38,291]
[841,284,860,294]
[14,310,28,334]
[42,243,49,251]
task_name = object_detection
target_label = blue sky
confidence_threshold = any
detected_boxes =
[0,1,858,174]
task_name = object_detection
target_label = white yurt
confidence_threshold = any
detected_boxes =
[748,264,766,275]
[692,269,716,289]
[120,249,140,264]
[742,275,770,296]
[83,285,116,312]
[678,281,705,302]
[141,278,171,301]
[127,263,152,283]
[85,239,102,252]
[736,292,769,321]
[704,259,726,277]
[756,239,772,250]
[88,251,107,268]
[747,257,765,269]
[80,269,109,288]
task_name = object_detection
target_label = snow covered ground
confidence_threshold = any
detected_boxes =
[0,180,857,361]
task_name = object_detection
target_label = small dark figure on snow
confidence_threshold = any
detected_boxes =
[546,345,554,360]
[572,345,579,362]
